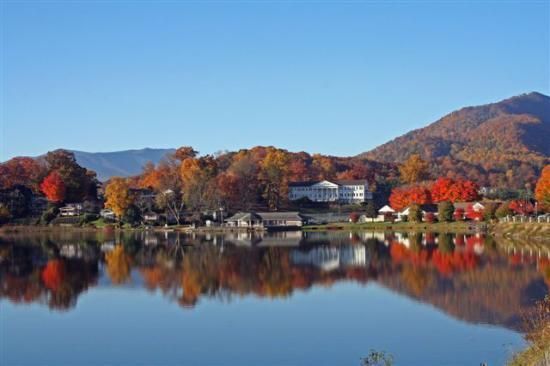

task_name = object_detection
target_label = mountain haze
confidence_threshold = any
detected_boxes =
[360,92,550,188]
[71,148,174,181]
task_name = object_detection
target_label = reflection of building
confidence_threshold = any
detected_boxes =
[288,180,372,204]
[291,245,368,271]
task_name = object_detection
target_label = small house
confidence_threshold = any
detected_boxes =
[225,212,263,228]
[397,204,438,221]
[257,212,304,229]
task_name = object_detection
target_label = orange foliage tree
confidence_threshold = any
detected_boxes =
[399,154,429,184]
[40,171,66,203]
[535,165,550,211]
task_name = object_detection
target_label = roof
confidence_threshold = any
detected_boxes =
[378,205,395,213]
[334,180,368,186]
[453,202,485,210]
[288,181,321,187]
[288,179,368,187]
[257,212,303,221]
[225,212,262,222]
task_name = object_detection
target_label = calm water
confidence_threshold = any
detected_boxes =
[1,230,548,366]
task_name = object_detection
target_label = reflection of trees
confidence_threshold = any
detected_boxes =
[0,231,548,330]
[105,245,131,285]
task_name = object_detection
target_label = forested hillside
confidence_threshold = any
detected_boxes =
[360,92,550,188]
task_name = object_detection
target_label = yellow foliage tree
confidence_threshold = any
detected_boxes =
[104,177,133,217]
[260,149,290,210]
[399,154,429,184]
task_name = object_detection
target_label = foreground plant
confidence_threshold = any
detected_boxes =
[509,295,550,366]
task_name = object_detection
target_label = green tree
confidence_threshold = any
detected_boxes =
[365,201,377,221]
[437,201,454,222]
[408,204,423,223]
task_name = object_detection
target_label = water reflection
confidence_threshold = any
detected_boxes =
[0,230,548,331]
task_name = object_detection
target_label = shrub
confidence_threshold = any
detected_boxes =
[483,203,498,222]
[40,206,59,225]
[424,212,436,223]
[453,208,465,221]
[80,213,99,225]
[495,202,512,218]
[349,212,360,223]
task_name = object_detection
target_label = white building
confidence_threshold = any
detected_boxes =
[288,180,372,204]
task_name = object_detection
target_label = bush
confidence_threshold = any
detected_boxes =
[0,204,11,224]
[349,212,360,223]
[80,213,99,225]
[424,212,436,223]
[453,208,465,221]
[438,201,454,222]
[40,206,59,225]
[483,203,498,222]
[495,202,512,218]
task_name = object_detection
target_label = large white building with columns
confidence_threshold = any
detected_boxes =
[288,180,372,204]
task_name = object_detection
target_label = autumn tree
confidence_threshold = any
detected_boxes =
[430,177,479,203]
[260,149,290,210]
[399,154,429,184]
[389,185,431,211]
[509,199,535,216]
[535,165,550,211]
[180,155,218,213]
[104,177,133,218]
[0,157,47,192]
[44,150,97,202]
[40,171,66,203]
[312,154,336,180]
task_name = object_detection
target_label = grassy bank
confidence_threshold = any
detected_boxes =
[491,222,550,243]
[303,221,482,233]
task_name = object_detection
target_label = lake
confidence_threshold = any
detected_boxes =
[1,230,548,365]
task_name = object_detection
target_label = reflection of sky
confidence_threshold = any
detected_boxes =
[1,282,524,366]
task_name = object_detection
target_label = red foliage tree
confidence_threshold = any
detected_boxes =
[389,185,432,211]
[431,177,480,203]
[40,171,66,203]
[508,199,535,215]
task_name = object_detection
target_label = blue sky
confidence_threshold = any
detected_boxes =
[2,1,549,161]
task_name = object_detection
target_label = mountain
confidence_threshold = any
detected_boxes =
[71,148,174,181]
[359,92,550,188]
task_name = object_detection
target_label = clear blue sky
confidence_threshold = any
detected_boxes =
[2,1,549,161]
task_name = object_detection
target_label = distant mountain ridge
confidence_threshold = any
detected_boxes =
[71,148,174,181]
[359,92,550,188]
